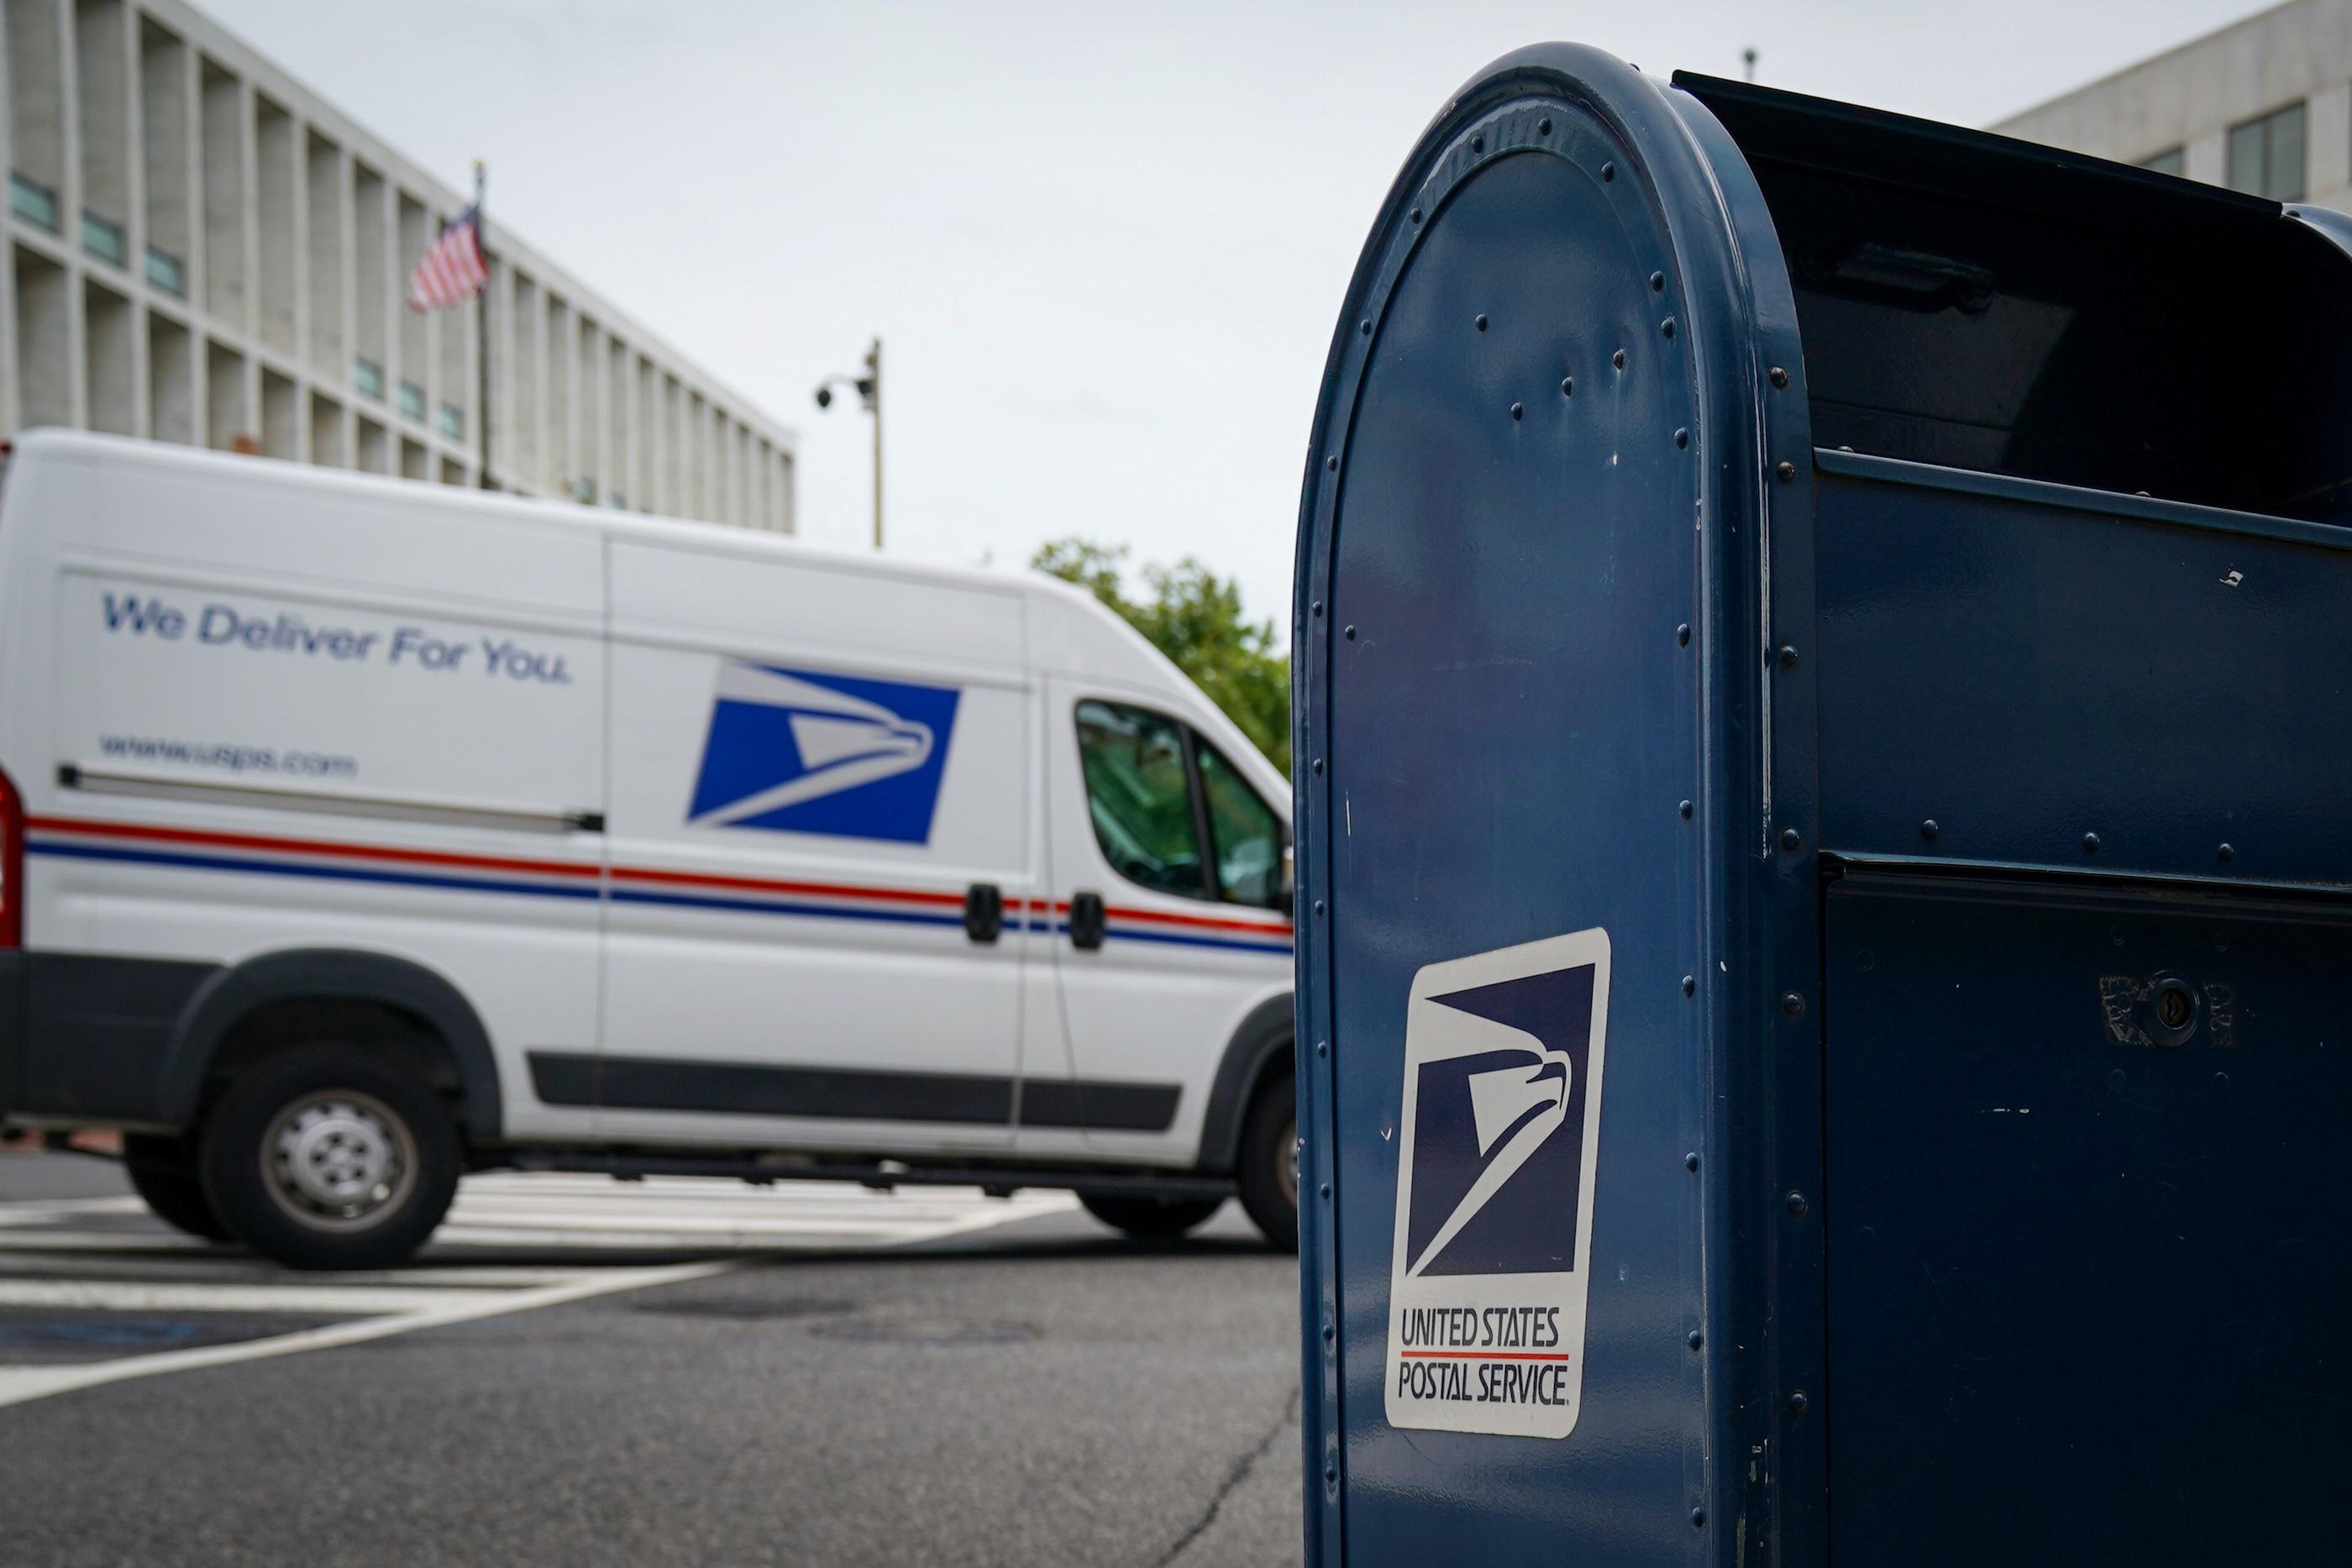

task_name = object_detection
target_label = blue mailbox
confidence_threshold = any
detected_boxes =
[1294,45,2352,1566]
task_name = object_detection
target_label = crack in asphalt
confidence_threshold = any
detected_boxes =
[1147,1382,1303,1568]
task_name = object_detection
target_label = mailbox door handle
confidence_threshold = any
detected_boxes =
[963,882,1004,944]
[1068,891,1105,951]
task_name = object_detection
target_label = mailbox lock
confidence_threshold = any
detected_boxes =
[2145,974,2202,1047]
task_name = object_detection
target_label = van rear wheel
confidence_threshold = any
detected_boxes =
[1079,1192,1224,1240]
[122,1134,233,1241]
[1236,1072,1299,1252]
[199,1044,460,1271]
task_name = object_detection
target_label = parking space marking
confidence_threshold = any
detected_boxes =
[0,1259,734,1409]
[0,1171,1078,1409]
[0,1278,521,1314]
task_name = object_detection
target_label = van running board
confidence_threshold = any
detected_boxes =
[499,1149,1236,1203]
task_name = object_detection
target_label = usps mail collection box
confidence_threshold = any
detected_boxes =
[1294,45,2352,1567]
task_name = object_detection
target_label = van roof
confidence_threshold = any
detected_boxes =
[5,429,1290,805]
[12,427,1075,603]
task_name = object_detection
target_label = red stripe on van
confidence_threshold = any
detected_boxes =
[26,815,598,880]
[30,815,966,913]
[27,815,1294,936]
[606,863,963,908]
[1015,894,1291,937]
[1105,904,1294,937]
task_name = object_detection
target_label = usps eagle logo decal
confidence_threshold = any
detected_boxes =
[686,661,960,843]
[1386,929,1610,1440]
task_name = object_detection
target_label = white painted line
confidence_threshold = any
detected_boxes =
[0,1230,209,1251]
[0,1259,738,1410]
[0,1196,147,1216]
[0,1279,514,1314]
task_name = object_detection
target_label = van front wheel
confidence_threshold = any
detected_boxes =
[1236,1072,1299,1252]
[199,1044,460,1271]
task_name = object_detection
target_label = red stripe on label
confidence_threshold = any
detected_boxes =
[1396,1350,1573,1361]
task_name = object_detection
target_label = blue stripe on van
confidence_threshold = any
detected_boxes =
[28,840,601,902]
[608,886,966,929]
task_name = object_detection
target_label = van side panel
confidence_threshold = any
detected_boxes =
[6,444,607,1139]
[593,538,1037,1153]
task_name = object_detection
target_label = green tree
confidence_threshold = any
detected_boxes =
[1032,539,1290,778]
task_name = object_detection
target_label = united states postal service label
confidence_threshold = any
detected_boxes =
[1385,928,1610,1440]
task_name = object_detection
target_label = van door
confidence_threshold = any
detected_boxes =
[590,538,1032,1152]
[1031,679,1293,1160]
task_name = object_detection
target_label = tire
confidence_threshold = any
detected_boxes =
[1079,1192,1225,1240]
[122,1134,234,1241]
[198,1043,460,1271]
[1236,1072,1299,1251]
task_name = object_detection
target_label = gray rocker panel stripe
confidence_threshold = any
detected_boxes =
[526,1052,1181,1133]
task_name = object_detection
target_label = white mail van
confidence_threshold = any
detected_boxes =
[0,432,1298,1267]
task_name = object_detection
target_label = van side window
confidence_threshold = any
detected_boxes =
[1075,700,1209,899]
[1194,739,1284,910]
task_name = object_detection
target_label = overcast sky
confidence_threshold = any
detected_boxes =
[204,0,2271,621]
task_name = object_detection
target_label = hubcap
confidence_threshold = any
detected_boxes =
[260,1090,417,1231]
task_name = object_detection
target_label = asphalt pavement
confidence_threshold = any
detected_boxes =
[0,1149,1302,1568]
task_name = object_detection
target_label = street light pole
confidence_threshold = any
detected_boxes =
[866,338,882,551]
[815,337,884,550]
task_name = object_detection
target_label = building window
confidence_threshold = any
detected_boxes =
[438,403,463,439]
[354,357,385,400]
[8,171,60,233]
[574,476,597,505]
[2228,102,2306,201]
[397,380,426,421]
[144,245,186,297]
[81,211,128,266]
[2139,147,2185,177]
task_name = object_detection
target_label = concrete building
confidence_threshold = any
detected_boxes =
[1993,0,2352,213]
[1,0,793,529]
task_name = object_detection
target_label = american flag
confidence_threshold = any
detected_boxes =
[407,207,486,312]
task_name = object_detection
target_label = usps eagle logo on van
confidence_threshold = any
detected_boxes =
[1386,929,1610,1440]
[685,661,960,844]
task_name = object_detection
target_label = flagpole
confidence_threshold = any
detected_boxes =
[474,160,491,490]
